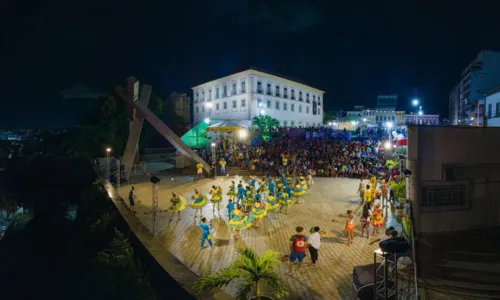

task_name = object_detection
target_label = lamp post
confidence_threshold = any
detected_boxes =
[211,142,216,178]
[205,102,213,125]
[411,99,419,124]
[105,147,112,181]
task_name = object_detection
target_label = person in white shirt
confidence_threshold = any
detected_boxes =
[307,226,321,264]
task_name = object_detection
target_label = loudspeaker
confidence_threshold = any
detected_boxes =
[379,237,409,254]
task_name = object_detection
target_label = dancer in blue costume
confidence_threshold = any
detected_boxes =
[237,183,246,204]
[249,178,257,189]
[199,217,213,248]
[268,178,276,195]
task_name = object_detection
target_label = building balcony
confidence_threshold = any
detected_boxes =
[231,91,237,95]
[291,96,295,100]
[241,89,246,94]
[299,98,303,101]
[275,93,281,97]
[222,93,228,97]
[283,94,288,99]
[256,89,263,94]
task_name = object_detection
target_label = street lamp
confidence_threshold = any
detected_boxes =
[260,109,265,115]
[412,99,419,107]
[210,142,216,178]
[418,110,423,116]
[328,122,332,126]
[238,128,248,139]
[205,102,213,125]
[362,118,367,122]
[384,141,392,150]
[105,147,112,181]
[386,121,393,129]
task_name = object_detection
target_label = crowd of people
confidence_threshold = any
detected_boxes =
[197,127,394,180]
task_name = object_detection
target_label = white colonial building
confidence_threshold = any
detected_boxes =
[191,68,324,127]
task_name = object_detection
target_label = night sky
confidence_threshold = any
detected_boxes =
[3,0,500,128]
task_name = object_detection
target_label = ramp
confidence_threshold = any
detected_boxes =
[116,85,211,175]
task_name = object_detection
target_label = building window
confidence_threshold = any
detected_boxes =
[257,82,263,93]
[196,106,199,114]
[318,108,321,115]
[241,81,246,93]
[284,103,288,111]
[216,103,220,111]
[291,120,295,126]
[306,94,310,103]
[196,92,199,101]
[266,83,272,95]
[241,99,246,108]
[496,102,500,117]
[299,105,302,113]
[202,105,205,113]
[306,106,309,114]
[313,95,316,102]
[283,120,287,126]
[202,90,205,100]
[275,86,280,97]
[267,100,271,108]
[216,88,219,99]
[299,91,303,101]
[208,90,212,100]
[232,83,237,95]
[291,89,295,100]
[276,101,280,110]
[232,100,237,108]
[291,104,294,112]
[318,97,321,105]
[223,102,227,110]
[284,88,288,98]
[421,185,467,208]
[223,85,227,97]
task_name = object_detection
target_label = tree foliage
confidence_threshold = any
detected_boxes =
[390,179,406,202]
[194,247,287,300]
[252,115,280,141]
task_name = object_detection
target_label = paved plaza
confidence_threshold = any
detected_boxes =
[118,175,397,300]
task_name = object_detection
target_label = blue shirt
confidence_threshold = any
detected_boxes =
[200,222,211,234]
[226,202,235,212]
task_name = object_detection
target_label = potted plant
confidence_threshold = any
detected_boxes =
[194,247,287,300]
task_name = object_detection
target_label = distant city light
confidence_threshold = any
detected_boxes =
[210,142,216,147]
[418,111,423,116]
[106,147,112,153]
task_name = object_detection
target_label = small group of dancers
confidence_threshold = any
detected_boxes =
[166,172,314,239]
[343,175,386,244]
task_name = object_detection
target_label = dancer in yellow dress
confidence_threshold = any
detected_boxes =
[291,181,306,203]
[227,180,237,201]
[190,189,208,217]
[209,185,223,211]
[168,192,187,220]
[278,187,293,215]
[228,204,249,239]
[265,193,280,219]
[251,194,267,228]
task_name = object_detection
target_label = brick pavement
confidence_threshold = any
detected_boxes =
[118,176,392,300]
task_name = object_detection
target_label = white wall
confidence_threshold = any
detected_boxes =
[192,70,324,126]
[408,126,500,234]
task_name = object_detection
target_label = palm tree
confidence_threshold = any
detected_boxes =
[194,247,287,300]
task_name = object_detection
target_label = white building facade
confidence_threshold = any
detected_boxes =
[485,89,500,127]
[346,108,406,126]
[191,69,324,127]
